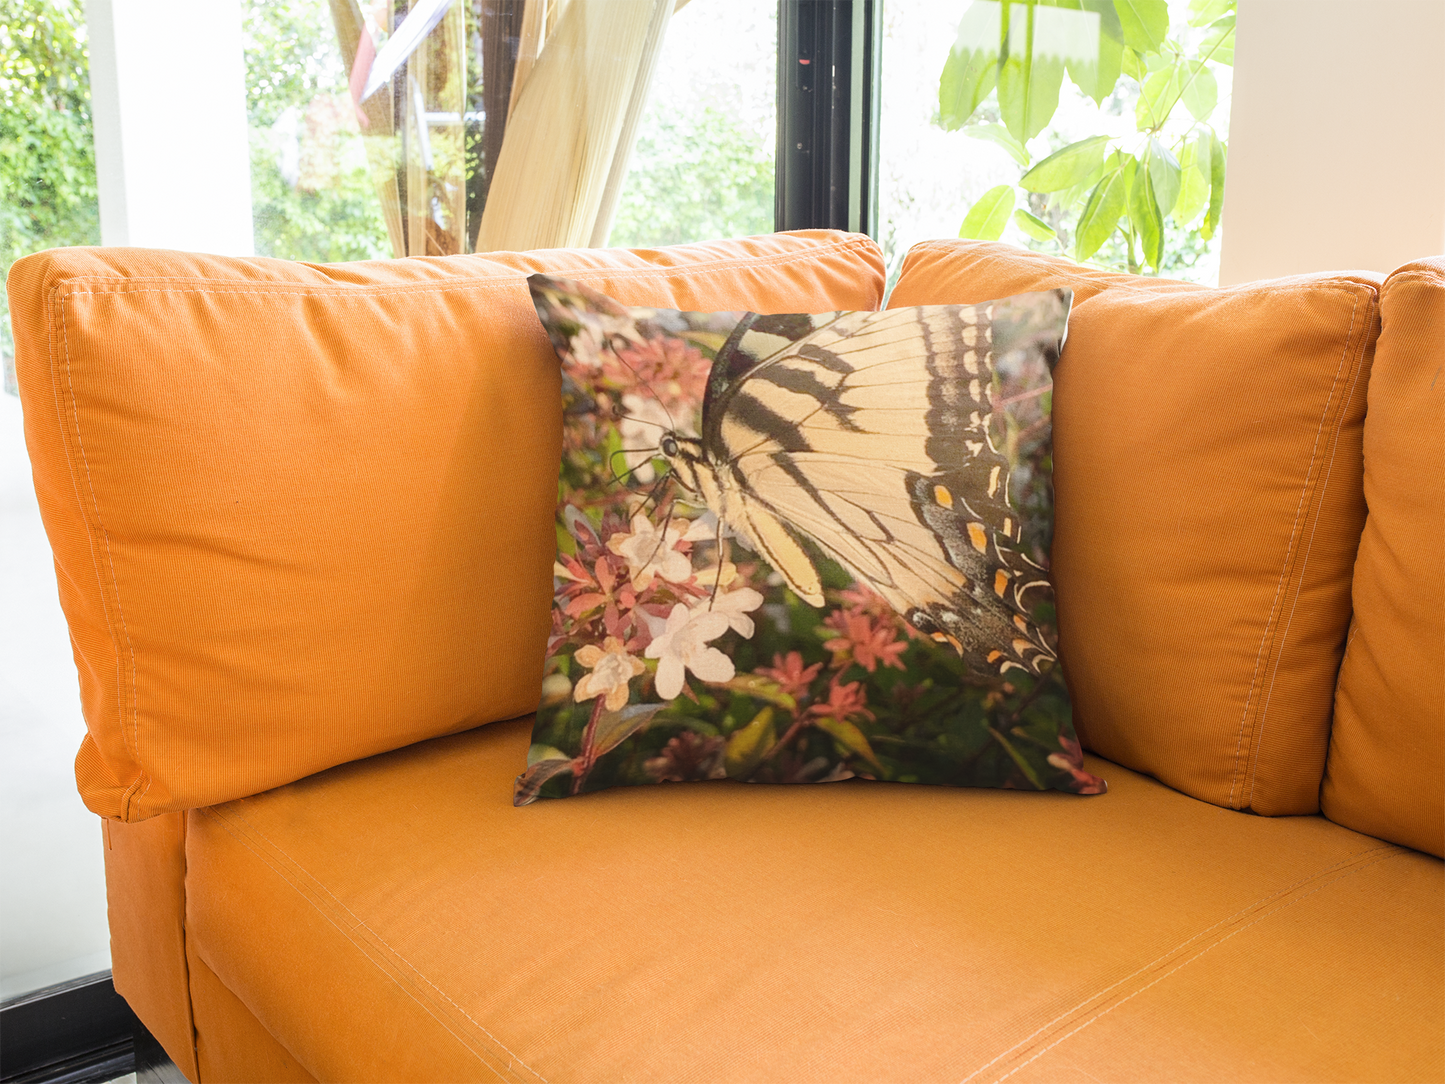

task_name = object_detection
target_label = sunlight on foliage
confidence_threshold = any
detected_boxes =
[940,0,1233,276]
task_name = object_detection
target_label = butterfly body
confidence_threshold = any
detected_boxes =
[658,297,1072,678]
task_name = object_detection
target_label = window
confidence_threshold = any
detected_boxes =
[878,0,1234,285]
[608,0,777,248]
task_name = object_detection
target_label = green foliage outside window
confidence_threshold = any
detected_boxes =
[609,105,774,249]
[940,0,1234,275]
[0,0,97,380]
[243,0,390,263]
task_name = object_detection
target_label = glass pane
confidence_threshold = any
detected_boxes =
[880,0,1233,286]
[607,0,777,248]
[244,0,412,261]
[1,0,99,387]
[246,0,765,258]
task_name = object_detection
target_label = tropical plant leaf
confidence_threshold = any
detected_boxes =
[1199,13,1235,65]
[1014,207,1058,241]
[815,716,885,773]
[1121,45,1147,81]
[959,184,1016,240]
[1146,136,1181,219]
[1113,0,1170,53]
[1063,0,1124,104]
[1180,60,1218,120]
[1074,164,1128,261]
[1173,133,1210,226]
[1128,153,1164,269]
[724,706,776,778]
[938,2,1003,130]
[965,123,1031,167]
[1187,0,1234,28]
[1020,134,1110,192]
[1135,62,1184,129]
[1202,132,1226,240]
[997,3,1066,142]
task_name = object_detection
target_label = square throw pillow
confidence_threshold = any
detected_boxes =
[515,274,1104,804]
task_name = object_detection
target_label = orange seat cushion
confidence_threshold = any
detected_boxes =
[183,716,1444,1083]
[1323,257,1445,857]
[8,233,885,820]
[888,242,1382,816]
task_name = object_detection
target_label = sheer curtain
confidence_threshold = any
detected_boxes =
[330,0,676,257]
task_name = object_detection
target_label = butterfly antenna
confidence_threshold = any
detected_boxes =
[609,349,679,435]
[607,447,662,492]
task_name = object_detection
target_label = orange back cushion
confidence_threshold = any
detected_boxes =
[1323,257,1444,856]
[889,241,1380,815]
[10,232,885,820]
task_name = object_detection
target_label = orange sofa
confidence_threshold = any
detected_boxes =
[9,232,1443,1083]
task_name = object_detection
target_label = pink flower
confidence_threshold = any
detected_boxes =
[757,652,824,701]
[610,334,709,405]
[808,678,874,724]
[822,610,908,673]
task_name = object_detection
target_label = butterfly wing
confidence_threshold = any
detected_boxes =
[700,297,1071,676]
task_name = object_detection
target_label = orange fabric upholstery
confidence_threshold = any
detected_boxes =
[184,717,1444,1083]
[102,812,199,1080]
[187,948,316,1084]
[889,242,1382,815]
[1323,257,1445,856]
[8,232,885,820]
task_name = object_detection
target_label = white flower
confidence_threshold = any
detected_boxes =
[703,587,764,638]
[618,394,673,483]
[644,603,734,700]
[572,637,647,712]
[682,510,734,542]
[607,514,691,590]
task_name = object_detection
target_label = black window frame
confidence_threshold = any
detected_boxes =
[775,0,882,236]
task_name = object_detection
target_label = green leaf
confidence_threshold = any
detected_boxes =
[1020,134,1110,192]
[1146,136,1181,219]
[1121,46,1147,81]
[1014,208,1058,241]
[998,3,1066,142]
[527,744,569,767]
[1128,152,1164,269]
[1074,165,1129,261]
[1188,0,1234,28]
[1202,132,1226,240]
[1198,14,1235,65]
[1173,133,1210,226]
[814,716,885,774]
[938,2,1003,130]
[1066,1,1125,104]
[964,123,1031,167]
[513,756,575,805]
[1180,61,1218,120]
[1113,0,1170,53]
[959,184,1016,240]
[720,673,797,713]
[1135,62,1184,129]
[591,703,667,758]
[724,706,777,778]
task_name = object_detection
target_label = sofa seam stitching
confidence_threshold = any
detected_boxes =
[1227,290,1361,809]
[201,806,546,1083]
[986,848,1408,1083]
[1245,291,1375,807]
[56,289,150,815]
[46,239,883,300]
[957,840,1400,1084]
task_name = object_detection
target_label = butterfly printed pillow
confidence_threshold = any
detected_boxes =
[515,274,1105,805]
